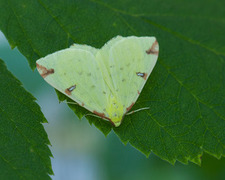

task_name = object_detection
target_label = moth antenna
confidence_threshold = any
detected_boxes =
[126,107,150,116]
[83,114,109,122]
[61,101,78,105]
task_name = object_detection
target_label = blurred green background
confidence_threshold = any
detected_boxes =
[0,31,225,180]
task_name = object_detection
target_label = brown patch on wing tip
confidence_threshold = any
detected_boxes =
[146,40,159,55]
[137,90,140,94]
[143,73,147,80]
[93,111,111,121]
[36,63,54,78]
[65,85,76,95]
[136,72,147,80]
[81,103,84,107]
[126,103,135,112]
[65,89,71,95]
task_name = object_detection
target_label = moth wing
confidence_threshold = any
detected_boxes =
[36,48,109,114]
[70,43,98,56]
[95,36,124,93]
[108,36,159,112]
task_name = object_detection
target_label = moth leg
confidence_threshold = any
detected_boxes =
[126,107,150,115]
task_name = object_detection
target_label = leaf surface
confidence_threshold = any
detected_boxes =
[0,0,224,164]
[0,58,53,179]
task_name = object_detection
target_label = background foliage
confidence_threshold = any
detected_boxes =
[0,0,225,179]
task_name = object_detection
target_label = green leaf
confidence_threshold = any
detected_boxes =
[0,58,53,179]
[0,0,224,165]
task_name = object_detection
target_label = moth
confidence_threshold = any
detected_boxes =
[36,36,159,127]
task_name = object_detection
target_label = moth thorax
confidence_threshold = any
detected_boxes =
[106,95,124,127]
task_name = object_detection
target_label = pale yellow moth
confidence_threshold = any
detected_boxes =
[36,36,159,127]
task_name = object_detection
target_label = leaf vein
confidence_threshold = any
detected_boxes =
[7,0,42,57]
[37,0,77,44]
